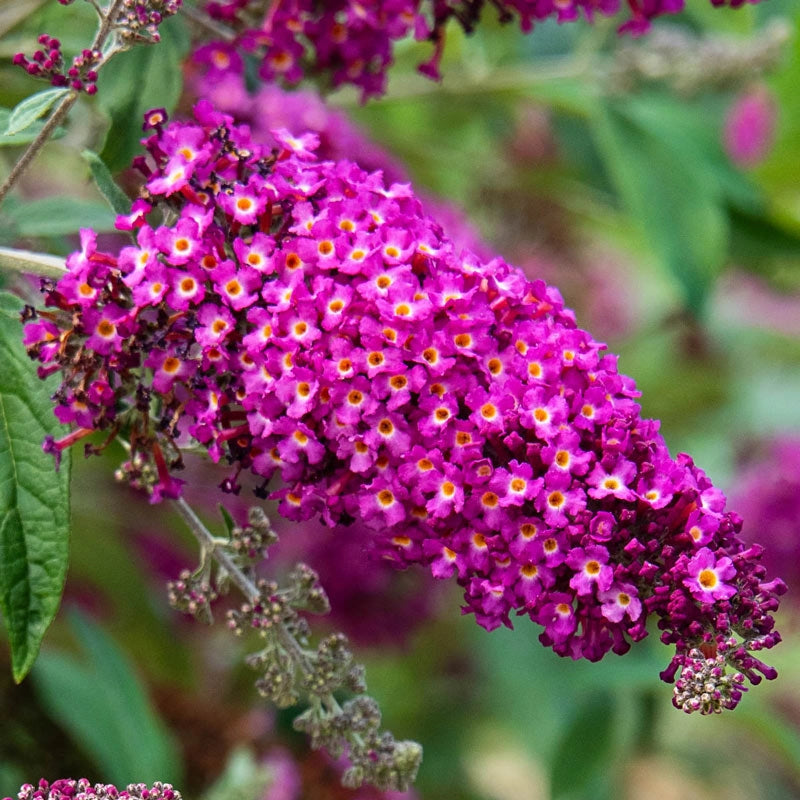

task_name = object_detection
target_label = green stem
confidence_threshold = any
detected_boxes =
[0,246,67,279]
[170,496,344,718]
[172,497,262,599]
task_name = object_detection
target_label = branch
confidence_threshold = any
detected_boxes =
[0,92,79,207]
[0,0,130,207]
[169,497,422,791]
[180,3,237,42]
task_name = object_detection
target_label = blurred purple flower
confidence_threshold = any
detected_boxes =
[729,436,800,601]
[194,0,765,99]
[272,517,445,647]
[723,86,777,168]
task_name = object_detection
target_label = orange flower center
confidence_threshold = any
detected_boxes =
[698,569,718,589]
[547,491,565,509]
[481,492,499,508]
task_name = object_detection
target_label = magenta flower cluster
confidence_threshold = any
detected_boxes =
[25,102,784,712]
[12,35,100,95]
[183,76,490,257]
[195,0,761,98]
[4,780,181,800]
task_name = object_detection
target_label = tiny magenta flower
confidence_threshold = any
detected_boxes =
[684,548,737,602]
[26,102,785,713]
[4,779,181,800]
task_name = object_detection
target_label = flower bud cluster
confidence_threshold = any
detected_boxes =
[226,563,329,642]
[195,0,765,98]
[167,568,218,623]
[294,697,423,792]
[162,501,417,788]
[5,780,181,800]
[25,101,785,712]
[609,20,789,96]
[671,640,748,714]
[12,36,100,94]
[113,439,184,501]
[228,579,292,636]
[115,0,184,45]
[228,505,279,563]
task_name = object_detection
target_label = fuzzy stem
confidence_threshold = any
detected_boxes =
[171,496,346,718]
[173,496,261,599]
[94,0,128,47]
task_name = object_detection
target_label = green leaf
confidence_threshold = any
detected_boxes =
[550,692,615,799]
[96,15,189,171]
[614,93,762,214]
[0,292,70,682]
[33,611,183,786]
[758,28,800,193]
[219,504,236,538]
[4,197,117,237]
[4,87,69,136]
[82,149,132,216]
[589,97,729,314]
[0,108,66,147]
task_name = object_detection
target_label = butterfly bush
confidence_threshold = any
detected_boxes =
[195,0,762,98]
[4,780,180,800]
[24,101,784,714]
